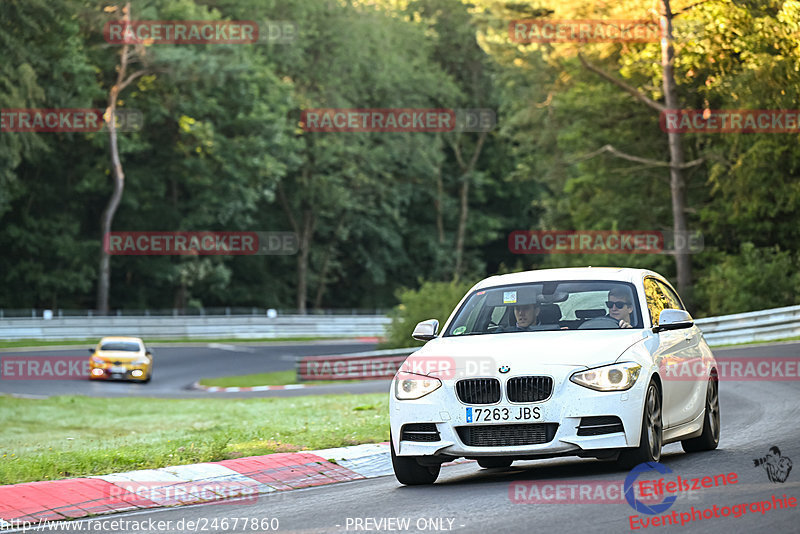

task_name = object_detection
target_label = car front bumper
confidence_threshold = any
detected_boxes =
[390,366,650,458]
[89,363,149,381]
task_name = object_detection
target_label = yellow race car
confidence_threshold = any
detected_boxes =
[88,336,153,382]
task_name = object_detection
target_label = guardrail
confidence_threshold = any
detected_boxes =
[0,315,391,340]
[694,304,800,346]
[1,304,798,345]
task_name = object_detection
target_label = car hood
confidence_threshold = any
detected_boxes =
[94,351,144,362]
[405,330,648,377]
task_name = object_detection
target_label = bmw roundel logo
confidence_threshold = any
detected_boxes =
[499,365,510,373]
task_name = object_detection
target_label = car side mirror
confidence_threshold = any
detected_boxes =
[88,348,94,354]
[145,351,152,356]
[653,309,694,333]
[412,319,439,341]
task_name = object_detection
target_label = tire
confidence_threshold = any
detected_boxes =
[681,375,720,452]
[477,457,513,469]
[618,380,663,468]
[390,433,440,485]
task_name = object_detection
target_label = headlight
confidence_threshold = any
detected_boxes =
[130,359,149,365]
[91,357,104,364]
[394,372,442,400]
[570,362,641,391]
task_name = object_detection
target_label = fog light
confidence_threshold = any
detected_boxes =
[91,368,105,376]
[131,369,144,378]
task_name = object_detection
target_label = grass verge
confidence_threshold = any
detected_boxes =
[198,370,361,388]
[0,393,388,485]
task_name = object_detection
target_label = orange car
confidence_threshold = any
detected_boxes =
[88,336,153,382]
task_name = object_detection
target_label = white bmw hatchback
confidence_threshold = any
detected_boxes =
[390,267,720,485]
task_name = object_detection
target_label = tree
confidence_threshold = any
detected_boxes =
[96,2,149,314]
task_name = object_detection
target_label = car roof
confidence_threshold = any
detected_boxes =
[473,267,664,291]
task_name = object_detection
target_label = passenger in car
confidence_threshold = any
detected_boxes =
[606,287,634,328]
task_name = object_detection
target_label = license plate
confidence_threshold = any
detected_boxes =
[110,366,127,374]
[466,405,542,423]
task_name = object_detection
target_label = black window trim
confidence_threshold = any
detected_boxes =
[443,279,645,336]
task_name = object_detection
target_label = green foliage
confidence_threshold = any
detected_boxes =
[695,243,800,317]
[382,279,475,349]
[0,0,798,317]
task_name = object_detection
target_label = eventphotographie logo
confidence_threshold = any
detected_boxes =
[753,446,793,483]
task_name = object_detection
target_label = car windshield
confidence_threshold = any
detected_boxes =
[99,341,140,352]
[443,280,643,336]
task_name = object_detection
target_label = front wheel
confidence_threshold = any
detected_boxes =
[390,434,440,485]
[618,380,662,468]
[681,376,720,452]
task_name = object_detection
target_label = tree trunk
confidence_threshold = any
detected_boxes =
[313,241,335,310]
[278,179,314,315]
[96,3,130,315]
[296,209,314,314]
[453,177,470,279]
[661,0,692,301]
[451,130,488,280]
[434,160,445,245]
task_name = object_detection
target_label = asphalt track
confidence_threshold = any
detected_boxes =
[0,341,386,398]
[4,341,800,534]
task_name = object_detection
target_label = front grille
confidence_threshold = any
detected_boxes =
[577,416,624,436]
[401,423,440,442]
[456,423,558,447]
[456,378,501,404]
[506,376,553,403]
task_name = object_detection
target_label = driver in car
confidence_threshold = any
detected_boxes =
[606,287,634,328]
[498,302,554,332]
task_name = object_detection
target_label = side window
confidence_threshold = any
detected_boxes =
[656,280,684,311]
[643,278,669,325]
[451,293,486,334]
